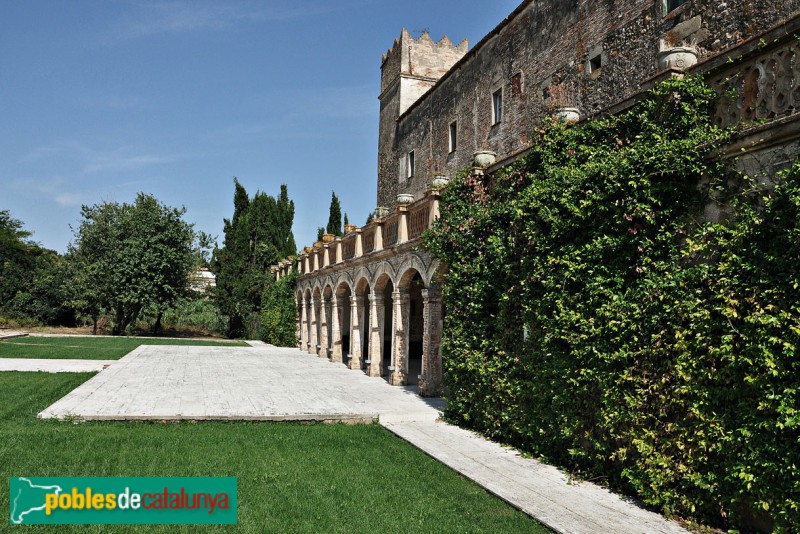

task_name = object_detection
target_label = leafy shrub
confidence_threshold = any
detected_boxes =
[157,297,228,336]
[425,75,799,531]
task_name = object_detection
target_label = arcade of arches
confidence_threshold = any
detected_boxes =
[296,251,443,397]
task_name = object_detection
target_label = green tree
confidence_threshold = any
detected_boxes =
[259,271,298,347]
[0,210,75,326]
[212,179,296,338]
[326,191,343,236]
[71,193,195,335]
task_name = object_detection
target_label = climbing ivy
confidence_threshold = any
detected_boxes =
[425,76,800,531]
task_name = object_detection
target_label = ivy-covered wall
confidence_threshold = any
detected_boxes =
[425,76,800,532]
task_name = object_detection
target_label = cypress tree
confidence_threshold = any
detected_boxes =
[212,179,297,338]
[326,192,343,236]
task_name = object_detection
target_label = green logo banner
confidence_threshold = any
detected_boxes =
[9,477,237,525]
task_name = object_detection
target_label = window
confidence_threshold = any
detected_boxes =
[449,122,457,153]
[407,151,415,178]
[492,89,503,125]
[588,53,603,76]
[664,0,687,13]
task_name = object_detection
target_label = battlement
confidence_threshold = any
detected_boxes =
[380,28,468,94]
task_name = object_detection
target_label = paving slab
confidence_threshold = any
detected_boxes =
[0,358,112,373]
[39,345,444,422]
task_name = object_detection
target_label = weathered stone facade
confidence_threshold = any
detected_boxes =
[378,0,800,209]
[274,0,800,397]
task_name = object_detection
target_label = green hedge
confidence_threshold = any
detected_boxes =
[425,76,799,532]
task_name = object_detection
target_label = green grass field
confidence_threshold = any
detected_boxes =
[0,336,248,360]
[0,372,548,532]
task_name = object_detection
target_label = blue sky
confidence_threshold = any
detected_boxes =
[1,0,520,253]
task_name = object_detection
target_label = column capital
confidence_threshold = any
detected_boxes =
[421,287,442,303]
[392,287,410,300]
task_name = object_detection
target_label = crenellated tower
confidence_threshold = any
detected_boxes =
[377,29,468,209]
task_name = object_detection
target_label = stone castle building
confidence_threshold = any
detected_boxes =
[274,0,800,396]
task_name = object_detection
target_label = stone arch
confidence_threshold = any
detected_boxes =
[353,273,371,294]
[396,256,429,289]
[371,261,396,291]
[368,264,395,380]
[331,278,352,365]
[392,265,427,389]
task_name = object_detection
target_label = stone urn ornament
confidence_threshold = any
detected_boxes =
[322,233,335,244]
[473,150,497,168]
[344,224,358,234]
[374,206,389,219]
[555,107,581,124]
[657,46,698,71]
[396,193,414,206]
[431,175,450,189]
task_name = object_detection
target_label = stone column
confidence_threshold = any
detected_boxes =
[303,254,311,274]
[308,295,318,355]
[330,294,343,363]
[323,245,330,268]
[354,229,363,258]
[313,251,320,272]
[367,291,385,377]
[335,238,343,264]
[397,207,409,244]
[420,287,443,396]
[299,296,308,350]
[318,295,329,358]
[374,223,384,252]
[348,295,363,370]
[390,288,410,386]
[296,297,302,348]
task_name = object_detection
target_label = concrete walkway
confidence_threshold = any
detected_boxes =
[383,421,686,534]
[0,358,113,373]
[0,330,28,340]
[35,343,686,534]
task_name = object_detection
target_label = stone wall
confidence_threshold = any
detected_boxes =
[378,29,468,211]
[376,0,800,209]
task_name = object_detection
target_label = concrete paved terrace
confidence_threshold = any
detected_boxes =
[39,344,444,423]
[37,343,686,534]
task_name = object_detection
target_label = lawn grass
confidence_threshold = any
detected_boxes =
[0,372,549,533]
[0,336,249,360]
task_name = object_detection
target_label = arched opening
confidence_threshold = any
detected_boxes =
[312,287,322,356]
[406,272,425,386]
[321,285,334,359]
[304,289,313,354]
[296,290,304,350]
[352,277,371,373]
[371,273,393,380]
[335,281,352,365]
[390,267,426,389]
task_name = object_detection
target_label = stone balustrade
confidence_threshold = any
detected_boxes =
[272,188,442,280]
